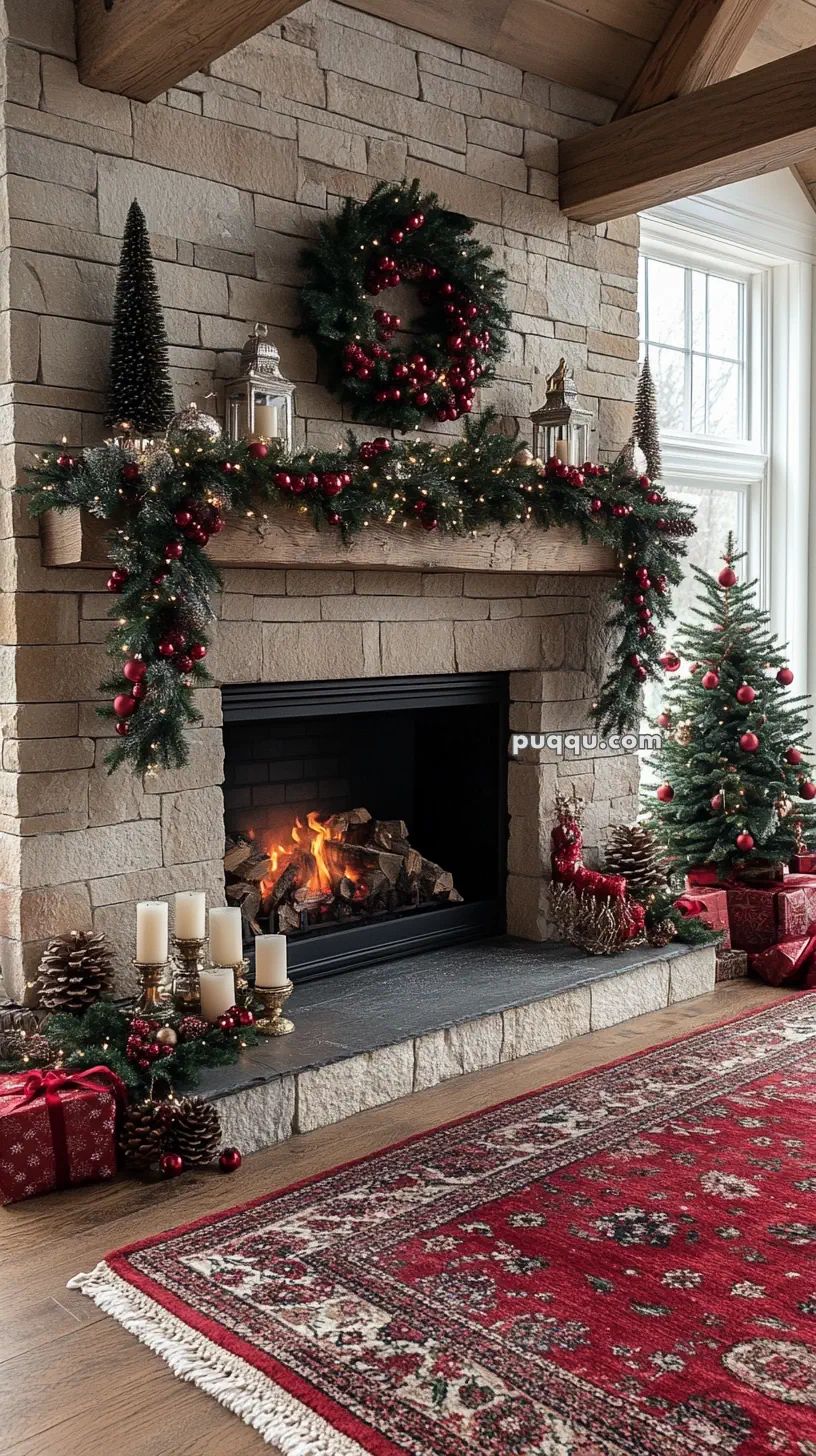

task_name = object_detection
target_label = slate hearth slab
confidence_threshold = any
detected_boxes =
[193,937,704,1100]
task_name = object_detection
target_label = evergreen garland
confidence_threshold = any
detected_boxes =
[26,415,696,772]
[299,179,510,431]
[646,535,816,876]
[107,200,175,435]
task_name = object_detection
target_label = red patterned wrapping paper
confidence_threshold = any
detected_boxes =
[0,1067,122,1204]
[679,887,730,948]
[725,874,816,952]
[791,853,816,873]
[748,935,816,987]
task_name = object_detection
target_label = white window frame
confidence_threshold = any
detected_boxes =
[640,196,816,718]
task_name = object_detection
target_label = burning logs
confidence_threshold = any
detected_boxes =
[224,808,461,940]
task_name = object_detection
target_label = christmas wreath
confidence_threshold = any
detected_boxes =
[299,179,511,430]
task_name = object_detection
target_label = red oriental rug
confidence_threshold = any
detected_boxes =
[70,999,816,1455]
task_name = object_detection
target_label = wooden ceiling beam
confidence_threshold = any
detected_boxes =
[616,0,772,117]
[560,43,816,222]
[76,0,301,101]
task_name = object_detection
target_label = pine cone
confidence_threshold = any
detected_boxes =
[647,919,677,948]
[659,517,695,537]
[605,823,670,900]
[0,1027,53,1066]
[33,931,115,1013]
[119,1099,172,1171]
[167,1096,222,1167]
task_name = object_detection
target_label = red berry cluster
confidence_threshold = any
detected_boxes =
[216,1004,255,1032]
[126,1018,174,1070]
[366,213,425,293]
[357,436,392,463]
[412,499,438,533]
[171,498,226,549]
[177,1015,209,1042]
[274,468,352,498]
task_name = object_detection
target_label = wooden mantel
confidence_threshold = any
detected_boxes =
[40,507,617,575]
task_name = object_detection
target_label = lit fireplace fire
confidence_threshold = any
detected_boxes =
[224,807,461,938]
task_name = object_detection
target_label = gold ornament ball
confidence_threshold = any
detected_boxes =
[156,1025,178,1046]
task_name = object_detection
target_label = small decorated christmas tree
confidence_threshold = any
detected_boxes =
[631,356,662,481]
[106,199,174,434]
[647,535,816,876]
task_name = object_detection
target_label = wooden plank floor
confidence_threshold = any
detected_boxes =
[0,980,793,1455]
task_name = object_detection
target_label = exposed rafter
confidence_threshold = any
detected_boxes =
[616,0,772,117]
[76,0,300,101]
[560,44,816,222]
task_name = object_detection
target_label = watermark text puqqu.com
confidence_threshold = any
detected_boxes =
[510,731,662,757]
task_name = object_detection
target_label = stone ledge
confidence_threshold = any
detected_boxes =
[200,937,717,1153]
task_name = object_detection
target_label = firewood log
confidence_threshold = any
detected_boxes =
[224,842,253,873]
[277,904,300,933]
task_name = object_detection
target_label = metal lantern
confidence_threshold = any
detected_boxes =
[224,323,296,448]
[530,358,594,467]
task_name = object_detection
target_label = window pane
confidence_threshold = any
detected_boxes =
[691,270,706,353]
[645,259,685,348]
[708,274,741,359]
[707,358,741,438]
[691,352,706,433]
[651,346,686,432]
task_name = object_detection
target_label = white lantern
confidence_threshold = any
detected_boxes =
[224,323,296,449]
[530,358,595,468]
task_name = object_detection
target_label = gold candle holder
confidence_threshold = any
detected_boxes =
[254,978,294,1036]
[132,960,173,1017]
[231,958,251,1008]
[172,936,205,1012]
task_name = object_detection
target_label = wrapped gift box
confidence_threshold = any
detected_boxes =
[725,874,816,952]
[679,885,731,947]
[748,935,816,987]
[791,853,816,874]
[715,947,748,981]
[0,1066,123,1204]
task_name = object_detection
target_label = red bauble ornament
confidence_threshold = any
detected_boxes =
[238,1008,254,1026]
[628,653,640,667]
[189,643,207,661]
[113,693,137,718]
[274,472,292,490]
[735,683,756,704]
[800,779,816,800]
[123,658,146,684]
[248,440,269,459]
[660,651,681,672]
[589,498,603,512]
[57,453,74,468]
[157,640,176,658]
[657,710,671,729]
[121,462,140,482]
[165,541,183,559]
[718,566,738,588]
[420,516,438,532]
[701,670,719,690]
[638,474,650,489]
[132,681,147,700]
[304,472,320,489]
[740,731,760,753]
[635,665,648,682]
[114,720,130,737]
[656,783,674,803]
[219,1147,242,1173]
[407,212,425,230]
[173,509,192,528]
[321,475,343,497]
[777,666,794,685]
[415,391,430,407]
[327,511,341,525]
[176,655,193,673]
[160,1152,184,1179]
[711,793,723,811]
[735,831,754,852]
[786,746,802,765]
[106,575,122,593]
[217,1013,235,1032]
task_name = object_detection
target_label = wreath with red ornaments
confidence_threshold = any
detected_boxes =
[299,179,510,430]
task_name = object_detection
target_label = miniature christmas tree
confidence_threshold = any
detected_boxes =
[106,199,175,434]
[631,357,662,481]
[646,534,816,876]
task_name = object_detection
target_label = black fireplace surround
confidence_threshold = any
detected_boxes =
[222,673,508,980]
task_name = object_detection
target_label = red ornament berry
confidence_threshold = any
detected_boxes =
[248,440,269,459]
[219,1147,242,1173]
[390,228,405,244]
[173,509,193,528]
[327,511,341,525]
[176,655,193,673]
[373,437,391,453]
[740,731,760,753]
[407,212,424,230]
[420,516,438,532]
[157,640,176,658]
[113,693,137,718]
[735,683,756,704]
[115,720,130,737]
[217,1013,235,1032]
[800,779,816,800]
[656,783,674,803]
[589,498,603,513]
[718,566,738,588]
[635,665,648,681]
[628,653,640,667]
[160,1152,184,1179]
[123,658,146,684]
[106,575,122,593]
[57,453,73,468]
[660,651,681,672]
[304,472,320,489]
[701,670,719,690]
[735,831,755,852]
[189,643,207,661]
[132,681,147,700]
[711,793,723,811]
[657,710,671,729]
[121,462,141,482]
[638,475,650,490]
[165,541,183,559]
[786,746,803,765]
[238,1008,254,1026]
[321,475,343,498]
[777,666,794,685]
[274,472,292,490]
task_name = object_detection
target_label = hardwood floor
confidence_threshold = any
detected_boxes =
[1,980,793,1455]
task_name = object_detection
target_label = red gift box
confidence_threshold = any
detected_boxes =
[791,853,816,873]
[748,935,816,987]
[685,865,721,887]
[678,887,730,948]
[725,874,816,952]
[0,1066,125,1204]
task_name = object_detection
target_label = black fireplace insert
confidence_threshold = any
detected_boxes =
[222,673,508,980]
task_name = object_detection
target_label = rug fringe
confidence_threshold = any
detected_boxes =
[68,1262,365,1456]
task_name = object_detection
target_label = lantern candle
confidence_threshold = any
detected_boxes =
[199,967,236,1022]
[175,891,206,940]
[255,934,288,988]
[136,901,168,964]
[209,906,243,966]
[554,437,574,466]
[253,402,279,440]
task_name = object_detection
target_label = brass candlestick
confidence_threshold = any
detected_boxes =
[171,937,205,1012]
[231,958,251,1008]
[254,978,294,1036]
[132,960,173,1017]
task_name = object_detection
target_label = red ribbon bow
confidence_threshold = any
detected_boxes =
[3,1065,127,1190]
[673,895,706,918]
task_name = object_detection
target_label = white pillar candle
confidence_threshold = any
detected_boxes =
[554,437,574,466]
[253,402,279,440]
[199,967,236,1022]
[255,934,288,988]
[209,906,243,966]
[136,901,168,964]
[175,891,206,940]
